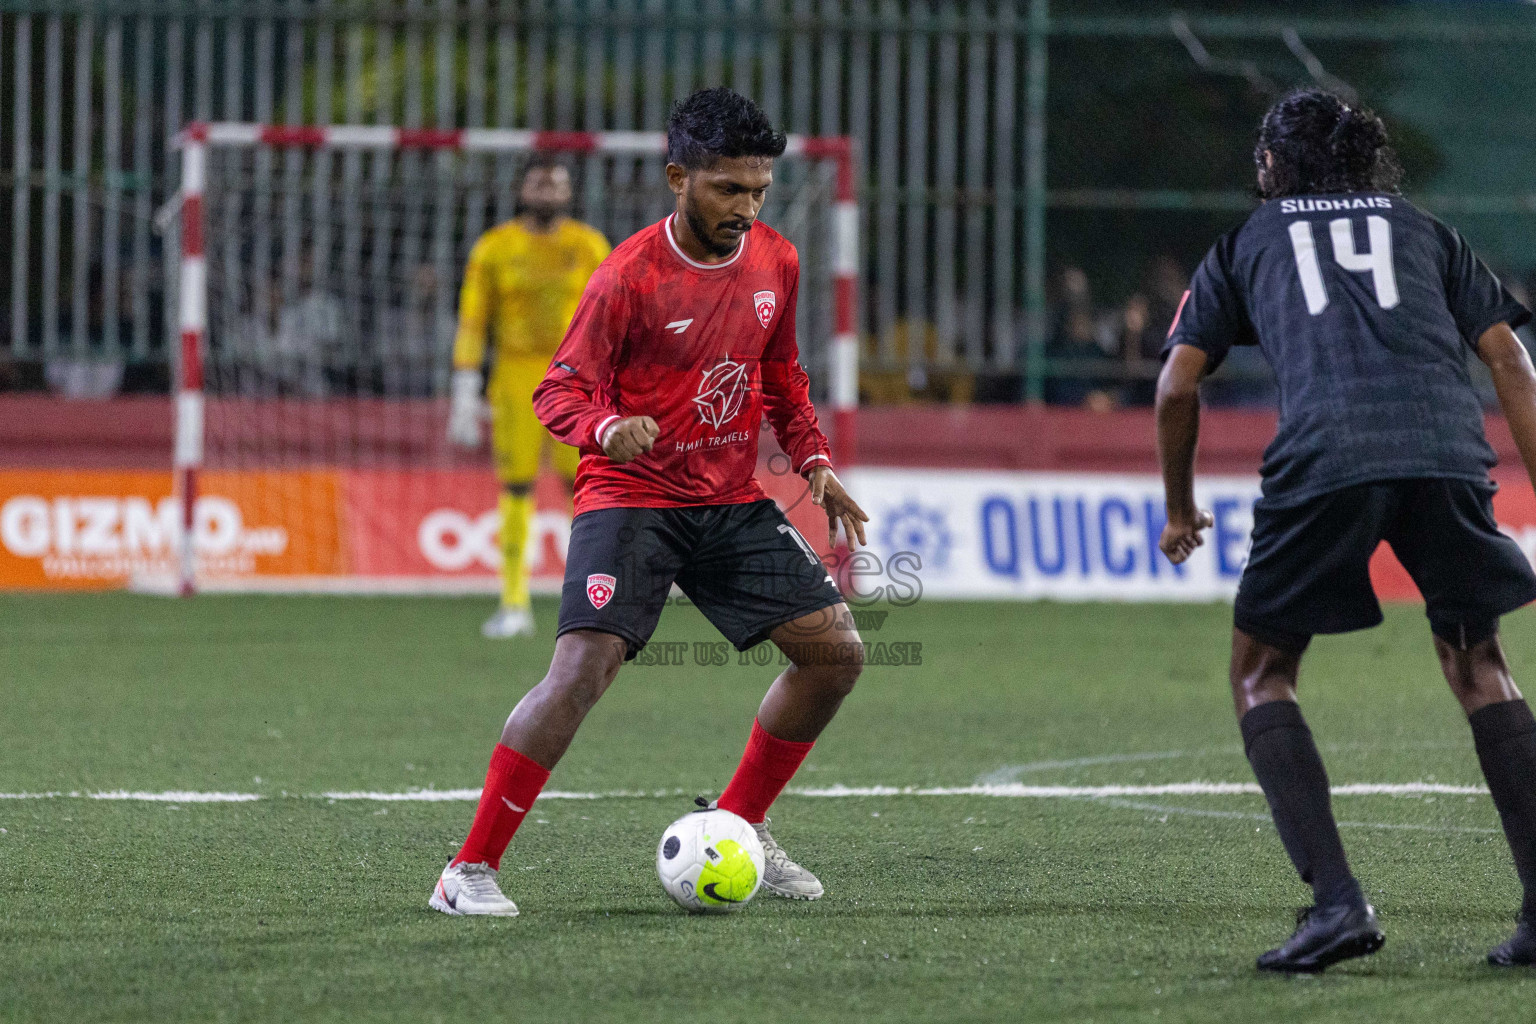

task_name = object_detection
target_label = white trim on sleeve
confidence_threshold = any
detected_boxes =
[595,414,622,450]
[797,453,833,474]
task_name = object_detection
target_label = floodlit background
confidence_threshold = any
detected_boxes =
[4,5,1536,1022]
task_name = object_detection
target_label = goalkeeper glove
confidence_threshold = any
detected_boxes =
[447,368,486,448]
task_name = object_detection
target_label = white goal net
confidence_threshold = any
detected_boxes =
[166,125,854,593]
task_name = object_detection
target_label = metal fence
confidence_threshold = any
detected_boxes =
[4,1,1536,404]
[191,140,838,403]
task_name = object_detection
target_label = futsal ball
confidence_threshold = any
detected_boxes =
[656,808,766,913]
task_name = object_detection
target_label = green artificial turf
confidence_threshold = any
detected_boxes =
[4,594,1536,1022]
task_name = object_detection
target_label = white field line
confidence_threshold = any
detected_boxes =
[1087,797,1500,835]
[0,782,1490,802]
[790,782,1490,798]
[317,788,686,802]
[0,790,263,803]
[978,741,1472,787]
[979,750,1206,785]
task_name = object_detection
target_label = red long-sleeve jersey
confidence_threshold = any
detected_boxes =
[533,215,832,516]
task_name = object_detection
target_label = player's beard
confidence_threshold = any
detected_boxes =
[524,201,565,231]
[683,189,749,259]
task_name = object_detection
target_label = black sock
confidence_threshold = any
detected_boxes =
[1240,701,1361,908]
[1469,699,1536,919]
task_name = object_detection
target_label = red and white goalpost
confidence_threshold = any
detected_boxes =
[171,123,858,596]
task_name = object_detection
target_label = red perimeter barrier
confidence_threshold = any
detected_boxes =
[4,397,1534,599]
[852,404,1527,475]
[2,396,1524,476]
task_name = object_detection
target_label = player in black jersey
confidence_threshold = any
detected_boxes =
[1158,90,1536,972]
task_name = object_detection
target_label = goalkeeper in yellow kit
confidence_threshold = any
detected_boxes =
[448,155,611,638]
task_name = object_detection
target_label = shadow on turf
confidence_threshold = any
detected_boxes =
[414,902,1536,983]
[442,900,1334,923]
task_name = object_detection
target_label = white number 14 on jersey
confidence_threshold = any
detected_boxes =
[1288,215,1400,315]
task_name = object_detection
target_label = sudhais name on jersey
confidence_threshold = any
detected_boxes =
[674,430,751,454]
[1279,196,1394,214]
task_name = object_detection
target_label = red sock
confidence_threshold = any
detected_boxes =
[452,744,550,870]
[716,719,815,824]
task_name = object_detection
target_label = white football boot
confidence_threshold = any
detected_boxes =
[753,818,825,901]
[481,605,535,639]
[429,860,520,916]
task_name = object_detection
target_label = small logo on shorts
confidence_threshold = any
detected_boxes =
[586,573,616,609]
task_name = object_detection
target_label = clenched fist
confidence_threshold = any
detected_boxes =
[601,416,660,463]
[1159,508,1214,565]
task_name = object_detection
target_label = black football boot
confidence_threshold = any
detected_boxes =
[1256,902,1384,973]
[1488,915,1536,967]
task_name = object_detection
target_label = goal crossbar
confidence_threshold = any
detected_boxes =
[172,122,860,596]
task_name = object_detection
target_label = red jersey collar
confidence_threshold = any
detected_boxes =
[662,213,749,271]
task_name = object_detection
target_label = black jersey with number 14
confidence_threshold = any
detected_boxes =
[1165,192,1532,508]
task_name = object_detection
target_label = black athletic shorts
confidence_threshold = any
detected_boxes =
[556,499,845,659]
[1235,477,1536,650]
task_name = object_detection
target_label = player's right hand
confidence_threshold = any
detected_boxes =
[1159,508,1214,565]
[808,466,869,549]
[601,416,660,463]
[447,368,485,448]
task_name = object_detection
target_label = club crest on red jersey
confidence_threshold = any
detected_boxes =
[753,290,776,329]
[586,573,616,609]
[691,359,749,429]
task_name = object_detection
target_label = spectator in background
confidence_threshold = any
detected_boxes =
[378,262,444,398]
[272,256,346,397]
[46,273,125,399]
[1118,254,1190,406]
[1118,251,1277,409]
[1144,253,1189,342]
[227,272,279,396]
[1118,292,1158,406]
[228,256,346,397]
[1044,255,1277,410]
[1045,266,1118,408]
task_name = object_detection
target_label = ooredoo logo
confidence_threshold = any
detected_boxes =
[417,509,500,571]
[691,359,749,429]
[416,508,571,572]
[0,494,287,579]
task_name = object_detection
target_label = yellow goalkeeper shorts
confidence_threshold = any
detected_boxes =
[488,357,581,486]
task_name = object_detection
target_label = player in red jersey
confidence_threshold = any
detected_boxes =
[430,88,869,916]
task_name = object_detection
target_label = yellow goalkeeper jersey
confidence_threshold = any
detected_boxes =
[452,217,611,370]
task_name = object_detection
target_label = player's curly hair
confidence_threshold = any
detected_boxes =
[667,87,787,170]
[1255,89,1403,199]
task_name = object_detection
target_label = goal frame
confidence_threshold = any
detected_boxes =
[172,121,860,596]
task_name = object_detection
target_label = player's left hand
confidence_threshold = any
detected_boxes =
[1159,508,1214,565]
[807,466,868,548]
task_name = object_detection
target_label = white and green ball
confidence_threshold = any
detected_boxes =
[656,808,766,913]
